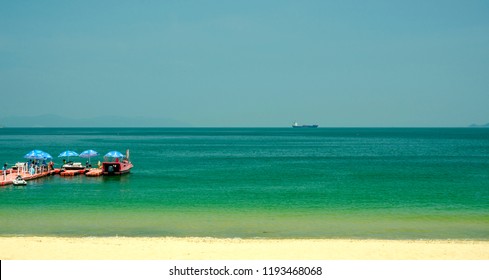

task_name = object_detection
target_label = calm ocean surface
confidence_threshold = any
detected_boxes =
[0,128,488,239]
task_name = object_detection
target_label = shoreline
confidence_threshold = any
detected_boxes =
[1,237,488,260]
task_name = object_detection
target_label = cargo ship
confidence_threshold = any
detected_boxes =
[292,122,318,128]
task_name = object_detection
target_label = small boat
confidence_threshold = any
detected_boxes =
[13,175,27,186]
[62,162,85,170]
[102,149,133,176]
[292,122,318,128]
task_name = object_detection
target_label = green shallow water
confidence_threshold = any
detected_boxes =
[0,128,488,239]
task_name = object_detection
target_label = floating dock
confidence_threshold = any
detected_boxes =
[2,149,132,186]
[1,167,103,186]
[85,169,103,177]
[1,169,57,186]
[59,170,86,176]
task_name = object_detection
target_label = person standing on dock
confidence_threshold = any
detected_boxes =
[2,163,6,181]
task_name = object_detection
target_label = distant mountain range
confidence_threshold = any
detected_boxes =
[469,123,489,128]
[0,114,190,127]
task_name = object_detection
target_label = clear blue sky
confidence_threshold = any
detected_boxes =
[1,0,488,127]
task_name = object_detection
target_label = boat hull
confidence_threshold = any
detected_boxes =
[62,163,86,170]
[102,161,133,176]
[292,125,318,128]
[13,180,27,186]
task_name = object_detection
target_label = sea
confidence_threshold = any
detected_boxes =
[0,127,488,239]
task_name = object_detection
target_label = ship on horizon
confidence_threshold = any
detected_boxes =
[292,122,318,128]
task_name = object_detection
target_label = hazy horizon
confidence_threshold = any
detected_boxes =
[1,1,488,127]
[0,113,487,128]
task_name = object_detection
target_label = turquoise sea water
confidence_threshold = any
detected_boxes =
[0,128,488,239]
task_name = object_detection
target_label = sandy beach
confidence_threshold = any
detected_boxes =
[1,237,488,260]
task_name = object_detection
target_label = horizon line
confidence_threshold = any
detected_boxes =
[0,126,485,129]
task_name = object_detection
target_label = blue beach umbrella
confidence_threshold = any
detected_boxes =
[41,152,53,160]
[24,150,47,160]
[59,150,79,157]
[104,151,124,158]
[58,150,79,162]
[79,149,98,164]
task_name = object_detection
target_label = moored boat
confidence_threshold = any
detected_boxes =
[62,162,85,170]
[102,149,133,175]
[13,175,27,186]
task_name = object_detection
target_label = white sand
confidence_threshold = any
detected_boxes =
[1,237,488,260]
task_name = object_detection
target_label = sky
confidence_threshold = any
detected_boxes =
[1,0,488,127]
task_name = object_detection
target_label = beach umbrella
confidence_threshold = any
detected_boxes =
[104,151,124,158]
[24,150,51,174]
[41,152,53,160]
[59,150,79,157]
[79,149,98,164]
[58,150,78,161]
[24,150,47,160]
